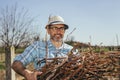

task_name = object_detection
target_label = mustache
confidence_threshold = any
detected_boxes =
[54,34,62,37]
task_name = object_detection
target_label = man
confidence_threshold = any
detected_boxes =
[12,15,73,80]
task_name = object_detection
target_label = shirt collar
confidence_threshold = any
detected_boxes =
[47,40,65,49]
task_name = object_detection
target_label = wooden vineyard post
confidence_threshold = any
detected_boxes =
[11,46,15,80]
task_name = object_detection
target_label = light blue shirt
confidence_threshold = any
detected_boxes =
[14,40,73,70]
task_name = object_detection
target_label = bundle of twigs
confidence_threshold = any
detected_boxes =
[37,47,120,80]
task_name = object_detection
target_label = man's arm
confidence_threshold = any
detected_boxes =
[12,61,42,80]
[12,61,27,76]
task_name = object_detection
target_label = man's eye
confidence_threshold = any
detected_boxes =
[54,27,58,29]
[60,27,65,30]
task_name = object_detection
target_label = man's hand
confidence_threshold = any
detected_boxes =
[24,70,42,80]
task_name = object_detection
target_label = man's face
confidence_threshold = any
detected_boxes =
[47,24,66,42]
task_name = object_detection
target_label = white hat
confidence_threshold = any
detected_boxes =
[46,15,69,29]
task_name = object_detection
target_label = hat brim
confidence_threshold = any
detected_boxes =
[46,21,69,29]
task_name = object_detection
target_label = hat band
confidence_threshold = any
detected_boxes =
[49,21,64,25]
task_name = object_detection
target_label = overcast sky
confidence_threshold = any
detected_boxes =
[0,0,120,46]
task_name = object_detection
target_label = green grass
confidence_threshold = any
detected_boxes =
[0,47,25,53]
[0,47,5,53]
[0,62,5,70]
[16,48,25,53]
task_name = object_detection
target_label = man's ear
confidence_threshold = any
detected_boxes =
[46,26,50,34]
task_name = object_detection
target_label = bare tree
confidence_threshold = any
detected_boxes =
[0,5,37,80]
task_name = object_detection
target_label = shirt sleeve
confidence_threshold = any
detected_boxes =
[14,42,38,67]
